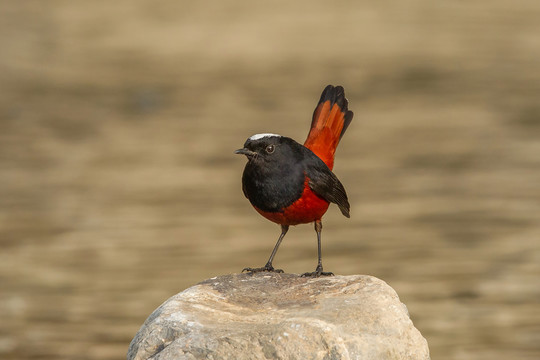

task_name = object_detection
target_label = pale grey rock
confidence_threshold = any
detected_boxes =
[128,273,430,360]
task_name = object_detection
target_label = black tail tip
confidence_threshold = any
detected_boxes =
[319,85,349,111]
[318,85,354,139]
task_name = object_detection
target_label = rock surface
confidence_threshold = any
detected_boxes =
[128,273,430,360]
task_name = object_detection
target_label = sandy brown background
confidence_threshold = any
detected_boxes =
[1,1,539,359]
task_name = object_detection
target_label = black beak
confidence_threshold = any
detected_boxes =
[234,148,257,157]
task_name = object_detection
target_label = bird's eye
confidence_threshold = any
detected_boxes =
[265,144,275,154]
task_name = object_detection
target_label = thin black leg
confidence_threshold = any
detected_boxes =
[302,220,334,277]
[243,225,289,274]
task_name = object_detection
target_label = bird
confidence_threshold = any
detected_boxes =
[235,85,353,277]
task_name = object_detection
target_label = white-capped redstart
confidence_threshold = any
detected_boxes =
[235,85,353,277]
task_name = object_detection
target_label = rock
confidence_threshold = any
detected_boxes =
[128,273,430,360]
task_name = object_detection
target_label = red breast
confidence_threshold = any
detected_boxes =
[253,177,330,226]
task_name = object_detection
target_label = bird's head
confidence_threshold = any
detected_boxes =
[234,133,284,162]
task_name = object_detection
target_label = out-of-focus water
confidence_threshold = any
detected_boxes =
[1,1,539,359]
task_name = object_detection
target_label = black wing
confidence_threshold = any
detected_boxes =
[306,162,350,218]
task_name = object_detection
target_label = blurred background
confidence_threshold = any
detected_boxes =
[1,1,539,359]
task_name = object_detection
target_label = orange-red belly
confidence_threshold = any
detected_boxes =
[253,179,330,226]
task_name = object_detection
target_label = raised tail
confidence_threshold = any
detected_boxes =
[304,85,353,170]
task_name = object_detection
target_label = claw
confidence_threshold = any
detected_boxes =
[301,264,334,277]
[242,265,284,274]
[301,270,334,277]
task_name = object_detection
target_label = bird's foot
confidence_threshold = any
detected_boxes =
[301,270,334,277]
[242,264,284,274]
[301,264,334,277]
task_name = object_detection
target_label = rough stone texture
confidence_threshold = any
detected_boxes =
[128,274,430,360]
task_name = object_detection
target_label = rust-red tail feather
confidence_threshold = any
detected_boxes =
[304,85,353,170]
